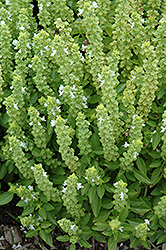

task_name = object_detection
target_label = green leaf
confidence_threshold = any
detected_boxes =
[119,208,129,222]
[130,237,139,248]
[56,235,70,242]
[159,218,166,229]
[88,186,96,203]
[39,230,53,247]
[91,193,101,217]
[22,206,34,216]
[152,132,160,150]
[79,238,92,248]
[151,167,162,185]
[0,192,13,205]
[148,151,161,159]
[70,244,76,250]
[39,207,47,220]
[89,95,101,104]
[136,157,146,174]
[149,160,161,168]
[0,163,7,179]
[101,198,113,209]
[40,221,51,228]
[43,203,54,211]
[30,92,38,103]
[46,211,57,225]
[108,236,117,250]
[105,162,119,170]
[32,148,41,157]
[97,185,105,199]
[146,120,156,127]
[8,163,15,174]
[116,83,126,93]
[157,233,166,244]
[26,230,38,237]
[92,222,108,231]
[79,213,91,226]
[92,231,106,243]
[133,169,151,184]
[93,210,111,223]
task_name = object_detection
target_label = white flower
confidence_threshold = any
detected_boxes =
[19,26,25,31]
[111,71,116,77]
[141,18,144,23]
[28,64,32,68]
[41,116,46,121]
[44,45,49,51]
[1,21,5,25]
[29,122,33,126]
[81,56,85,63]
[98,73,102,81]
[118,227,123,232]
[24,198,29,203]
[153,130,157,133]
[43,172,47,177]
[133,152,139,159]
[99,80,105,87]
[30,166,34,170]
[63,180,67,186]
[123,142,129,148]
[51,120,56,127]
[31,194,36,199]
[20,142,27,148]
[83,103,88,108]
[120,192,125,200]
[21,87,26,93]
[20,226,25,231]
[78,8,83,16]
[92,1,98,8]
[132,114,137,119]
[150,138,152,143]
[161,126,166,133]
[131,75,136,81]
[69,61,74,66]
[12,39,18,46]
[142,123,145,126]
[10,86,14,89]
[92,179,95,182]
[28,185,33,191]
[98,117,104,124]
[163,119,166,126]
[38,215,43,221]
[88,51,92,58]
[62,187,67,193]
[113,181,119,187]
[70,92,75,99]
[44,102,47,107]
[6,0,10,5]
[18,49,21,54]
[14,103,19,110]
[144,219,150,225]
[70,224,75,230]
[59,85,64,91]
[51,49,57,57]
[0,236,5,240]
[56,106,61,112]
[131,126,135,129]
[64,47,69,55]
[97,176,100,180]
[56,99,61,104]
[85,177,88,180]
[26,42,31,49]
[77,183,84,190]
[29,225,35,230]
[9,147,12,151]
[82,96,87,102]
[38,122,41,126]
[82,44,86,51]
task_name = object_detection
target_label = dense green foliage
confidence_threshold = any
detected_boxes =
[0,0,166,249]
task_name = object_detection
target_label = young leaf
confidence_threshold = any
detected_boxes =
[91,193,101,217]
[97,185,105,199]
[108,235,117,250]
[56,235,70,242]
[88,186,96,203]
[0,192,13,205]
[79,238,92,248]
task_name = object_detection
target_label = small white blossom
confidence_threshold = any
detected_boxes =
[141,18,144,23]
[38,215,43,221]
[31,166,34,170]
[29,122,33,126]
[111,71,116,77]
[18,49,21,54]
[85,177,88,180]
[6,0,10,5]
[9,147,12,151]
[20,226,25,231]
[14,103,19,110]
[24,198,29,203]
[98,117,104,124]
[114,181,119,187]
[10,86,14,89]
[144,219,150,225]
[28,64,32,68]
[64,47,69,55]
[161,126,166,133]
[81,56,85,63]
[41,116,46,121]
[26,42,31,49]
[78,8,83,16]
[44,102,47,107]
[83,103,88,108]
[132,126,135,129]
[28,185,33,191]
[92,179,95,182]
[118,227,124,232]
[153,130,157,134]
[50,120,56,127]
[56,99,61,104]
[77,183,84,190]
[82,96,87,102]
[98,73,102,81]
[69,61,74,66]
[92,1,98,8]
[29,225,35,230]
[70,92,75,99]
[97,176,100,180]
[12,39,18,46]
[51,49,57,57]
[21,87,26,93]
[82,44,86,51]
[99,80,105,87]
[131,75,136,81]
[88,51,92,58]
[43,171,47,177]
[1,21,5,25]
[44,45,49,51]
[70,224,75,230]
[56,106,61,112]
[120,192,125,200]
[0,236,5,241]
[163,119,166,126]
[38,122,41,126]
[19,26,25,31]
[62,187,67,193]
[20,142,27,148]
[142,123,145,126]
[132,114,136,119]
[63,180,67,186]
[123,142,129,148]
[133,152,139,159]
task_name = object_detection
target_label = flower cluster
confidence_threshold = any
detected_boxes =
[154,195,166,218]
[58,218,82,244]
[85,166,102,186]
[61,173,84,219]
[135,222,149,241]
[112,180,129,212]
[109,218,122,233]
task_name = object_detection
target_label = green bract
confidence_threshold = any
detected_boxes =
[0,1,166,250]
